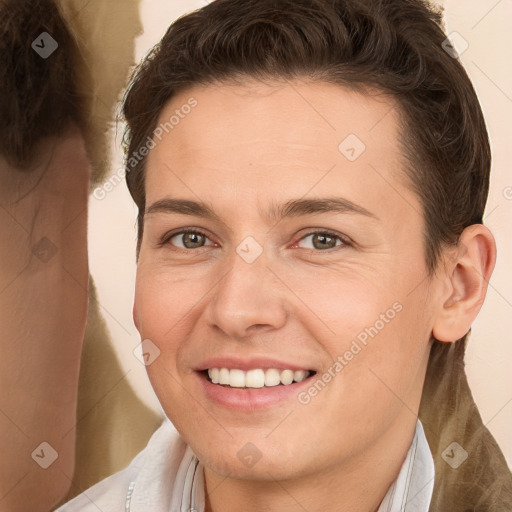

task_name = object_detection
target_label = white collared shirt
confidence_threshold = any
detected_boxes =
[56,418,435,512]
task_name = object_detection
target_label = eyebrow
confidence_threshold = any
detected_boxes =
[145,197,378,222]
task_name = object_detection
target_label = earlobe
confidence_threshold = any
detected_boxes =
[432,224,496,343]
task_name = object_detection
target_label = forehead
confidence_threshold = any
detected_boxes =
[151,78,401,159]
[143,79,418,224]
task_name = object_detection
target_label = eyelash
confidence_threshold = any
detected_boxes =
[158,228,352,253]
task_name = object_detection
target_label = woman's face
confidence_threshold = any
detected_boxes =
[133,79,437,481]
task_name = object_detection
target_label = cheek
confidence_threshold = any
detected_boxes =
[327,293,431,422]
[280,264,396,341]
[134,268,204,338]
[292,265,430,400]
[133,272,198,419]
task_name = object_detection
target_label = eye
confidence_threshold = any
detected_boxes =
[160,229,214,250]
[158,228,350,252]
[296,230,349,251]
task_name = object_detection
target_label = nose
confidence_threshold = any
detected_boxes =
[204,247,289,339]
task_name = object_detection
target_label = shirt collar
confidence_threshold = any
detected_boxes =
[377,419,435,511]
[128,418,434,512]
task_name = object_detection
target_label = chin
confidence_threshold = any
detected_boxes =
[195,438,309,482]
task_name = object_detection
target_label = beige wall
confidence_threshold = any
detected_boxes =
[443,0,512,465]
[88,0,512,463]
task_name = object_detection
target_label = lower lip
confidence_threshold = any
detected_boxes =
[194,370,316,411]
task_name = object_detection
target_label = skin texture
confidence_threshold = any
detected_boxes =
[133,80,496,512]
[0,124,89,511]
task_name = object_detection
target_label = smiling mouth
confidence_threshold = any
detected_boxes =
[202,368,317,388]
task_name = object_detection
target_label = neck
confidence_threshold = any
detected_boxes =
[203,411,418,512]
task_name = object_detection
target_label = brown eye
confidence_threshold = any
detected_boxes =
[165,230,213,249]
[297,231,346,251]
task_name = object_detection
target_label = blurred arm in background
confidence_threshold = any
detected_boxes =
[0,1,161,510]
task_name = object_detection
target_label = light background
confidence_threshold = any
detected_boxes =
[88,0,512,465]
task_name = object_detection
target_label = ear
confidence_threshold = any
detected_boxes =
[432,224,496,343]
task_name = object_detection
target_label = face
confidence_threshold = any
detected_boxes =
[133,79,437,481]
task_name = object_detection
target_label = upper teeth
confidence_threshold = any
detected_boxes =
[207,368,311,388]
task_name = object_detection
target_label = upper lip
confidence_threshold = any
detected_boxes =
[195,356,316,372]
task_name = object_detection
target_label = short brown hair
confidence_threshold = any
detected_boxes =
[122,0,490,277]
